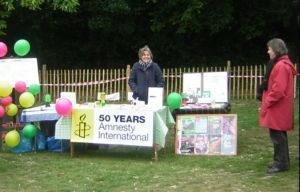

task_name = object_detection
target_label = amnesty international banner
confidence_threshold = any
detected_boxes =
[71,108,154,147]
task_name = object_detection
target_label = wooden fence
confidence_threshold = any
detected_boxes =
[37,61,298,103]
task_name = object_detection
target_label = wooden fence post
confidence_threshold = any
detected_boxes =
[227,60,231,100]
[126,65,131,101]
[41,64,47,100]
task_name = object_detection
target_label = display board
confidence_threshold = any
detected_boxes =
[182,72,228,103]
[175,114,237,155]
[0,58,40,85]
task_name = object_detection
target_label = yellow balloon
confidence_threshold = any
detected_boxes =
[5,103,18,116]
[5,130,20,147]
[0,80,13,97]
[19,92,35,108]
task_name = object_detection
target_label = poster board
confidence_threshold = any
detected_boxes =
[182,73,202,103]
[182,72,228,103]
[0,58,40,85]
[175,114,237,155]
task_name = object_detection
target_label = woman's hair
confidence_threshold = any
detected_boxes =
[267,38,288,56]
[138,45,153,59]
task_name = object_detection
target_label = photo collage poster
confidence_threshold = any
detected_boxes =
[175,114,237,155]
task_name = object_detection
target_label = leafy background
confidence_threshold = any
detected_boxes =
[0,0,299,69]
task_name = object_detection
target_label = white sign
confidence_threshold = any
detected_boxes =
[94,109,153,146]
[60,92,77,106]
[71,107,154,147]
[0,58,40,85]
[147,87,163,108]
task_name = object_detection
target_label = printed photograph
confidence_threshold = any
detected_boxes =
[208,135,221,154]
[194,134,209,154]
[195,116,208,134]
[208,116,222,135]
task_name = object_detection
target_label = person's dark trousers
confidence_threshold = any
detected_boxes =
[269,129,290,169]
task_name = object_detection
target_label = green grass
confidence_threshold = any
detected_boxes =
[0,99,299,192]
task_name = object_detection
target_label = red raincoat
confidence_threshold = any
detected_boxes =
[259,55,297,131]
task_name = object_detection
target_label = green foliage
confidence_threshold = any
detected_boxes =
[19,0,45,10]
[0,0,298,68]
[232,0,297,40]
[86,0,132,32]
[0,0,78,35]
[149,0,233,34]
[51,0,79,12]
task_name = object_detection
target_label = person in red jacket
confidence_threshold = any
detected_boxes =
[259,38,297,174]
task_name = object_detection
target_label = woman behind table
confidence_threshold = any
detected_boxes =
[128,45,164,104]
[259,38,297,174]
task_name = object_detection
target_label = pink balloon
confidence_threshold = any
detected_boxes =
[55,98,72,116]
[0,42,8,57]
[1,96,12,106]
[15,81,27,93]
[0,105,5,117]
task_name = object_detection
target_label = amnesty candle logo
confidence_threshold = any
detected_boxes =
[75,114,91,138]
[71,109,94,142]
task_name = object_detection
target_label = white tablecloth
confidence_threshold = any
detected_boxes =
[20,104,60,123]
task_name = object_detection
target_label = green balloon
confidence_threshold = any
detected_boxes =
[28,84,41,95]
[14,39,30,56]
[22,124,37,139]
[44,94,51,103]
[167,92,182,109]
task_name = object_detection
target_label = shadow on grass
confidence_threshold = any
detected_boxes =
[71,144,155,161]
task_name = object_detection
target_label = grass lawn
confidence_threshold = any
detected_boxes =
[0,99,299,192]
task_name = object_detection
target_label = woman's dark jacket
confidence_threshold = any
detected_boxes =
[128,61,164,103]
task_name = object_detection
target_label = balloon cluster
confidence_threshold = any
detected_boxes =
[0,39,30,58]
[0,39,42,149]
[0,80,41,148]
[0,81,41,115]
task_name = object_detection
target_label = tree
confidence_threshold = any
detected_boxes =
[1,0,298,68]
[0,0,79,35]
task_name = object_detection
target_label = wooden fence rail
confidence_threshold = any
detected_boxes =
[37,61,298,103]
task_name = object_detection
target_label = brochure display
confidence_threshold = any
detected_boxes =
[175,114,237,155]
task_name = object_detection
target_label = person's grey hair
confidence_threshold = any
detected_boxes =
[138,45,153,59]
[267,38,288,57]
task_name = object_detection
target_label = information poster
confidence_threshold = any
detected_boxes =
[175,114,237,155]
[182,72,228,103]
[182,73,202,103]
[203,72,228,102]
